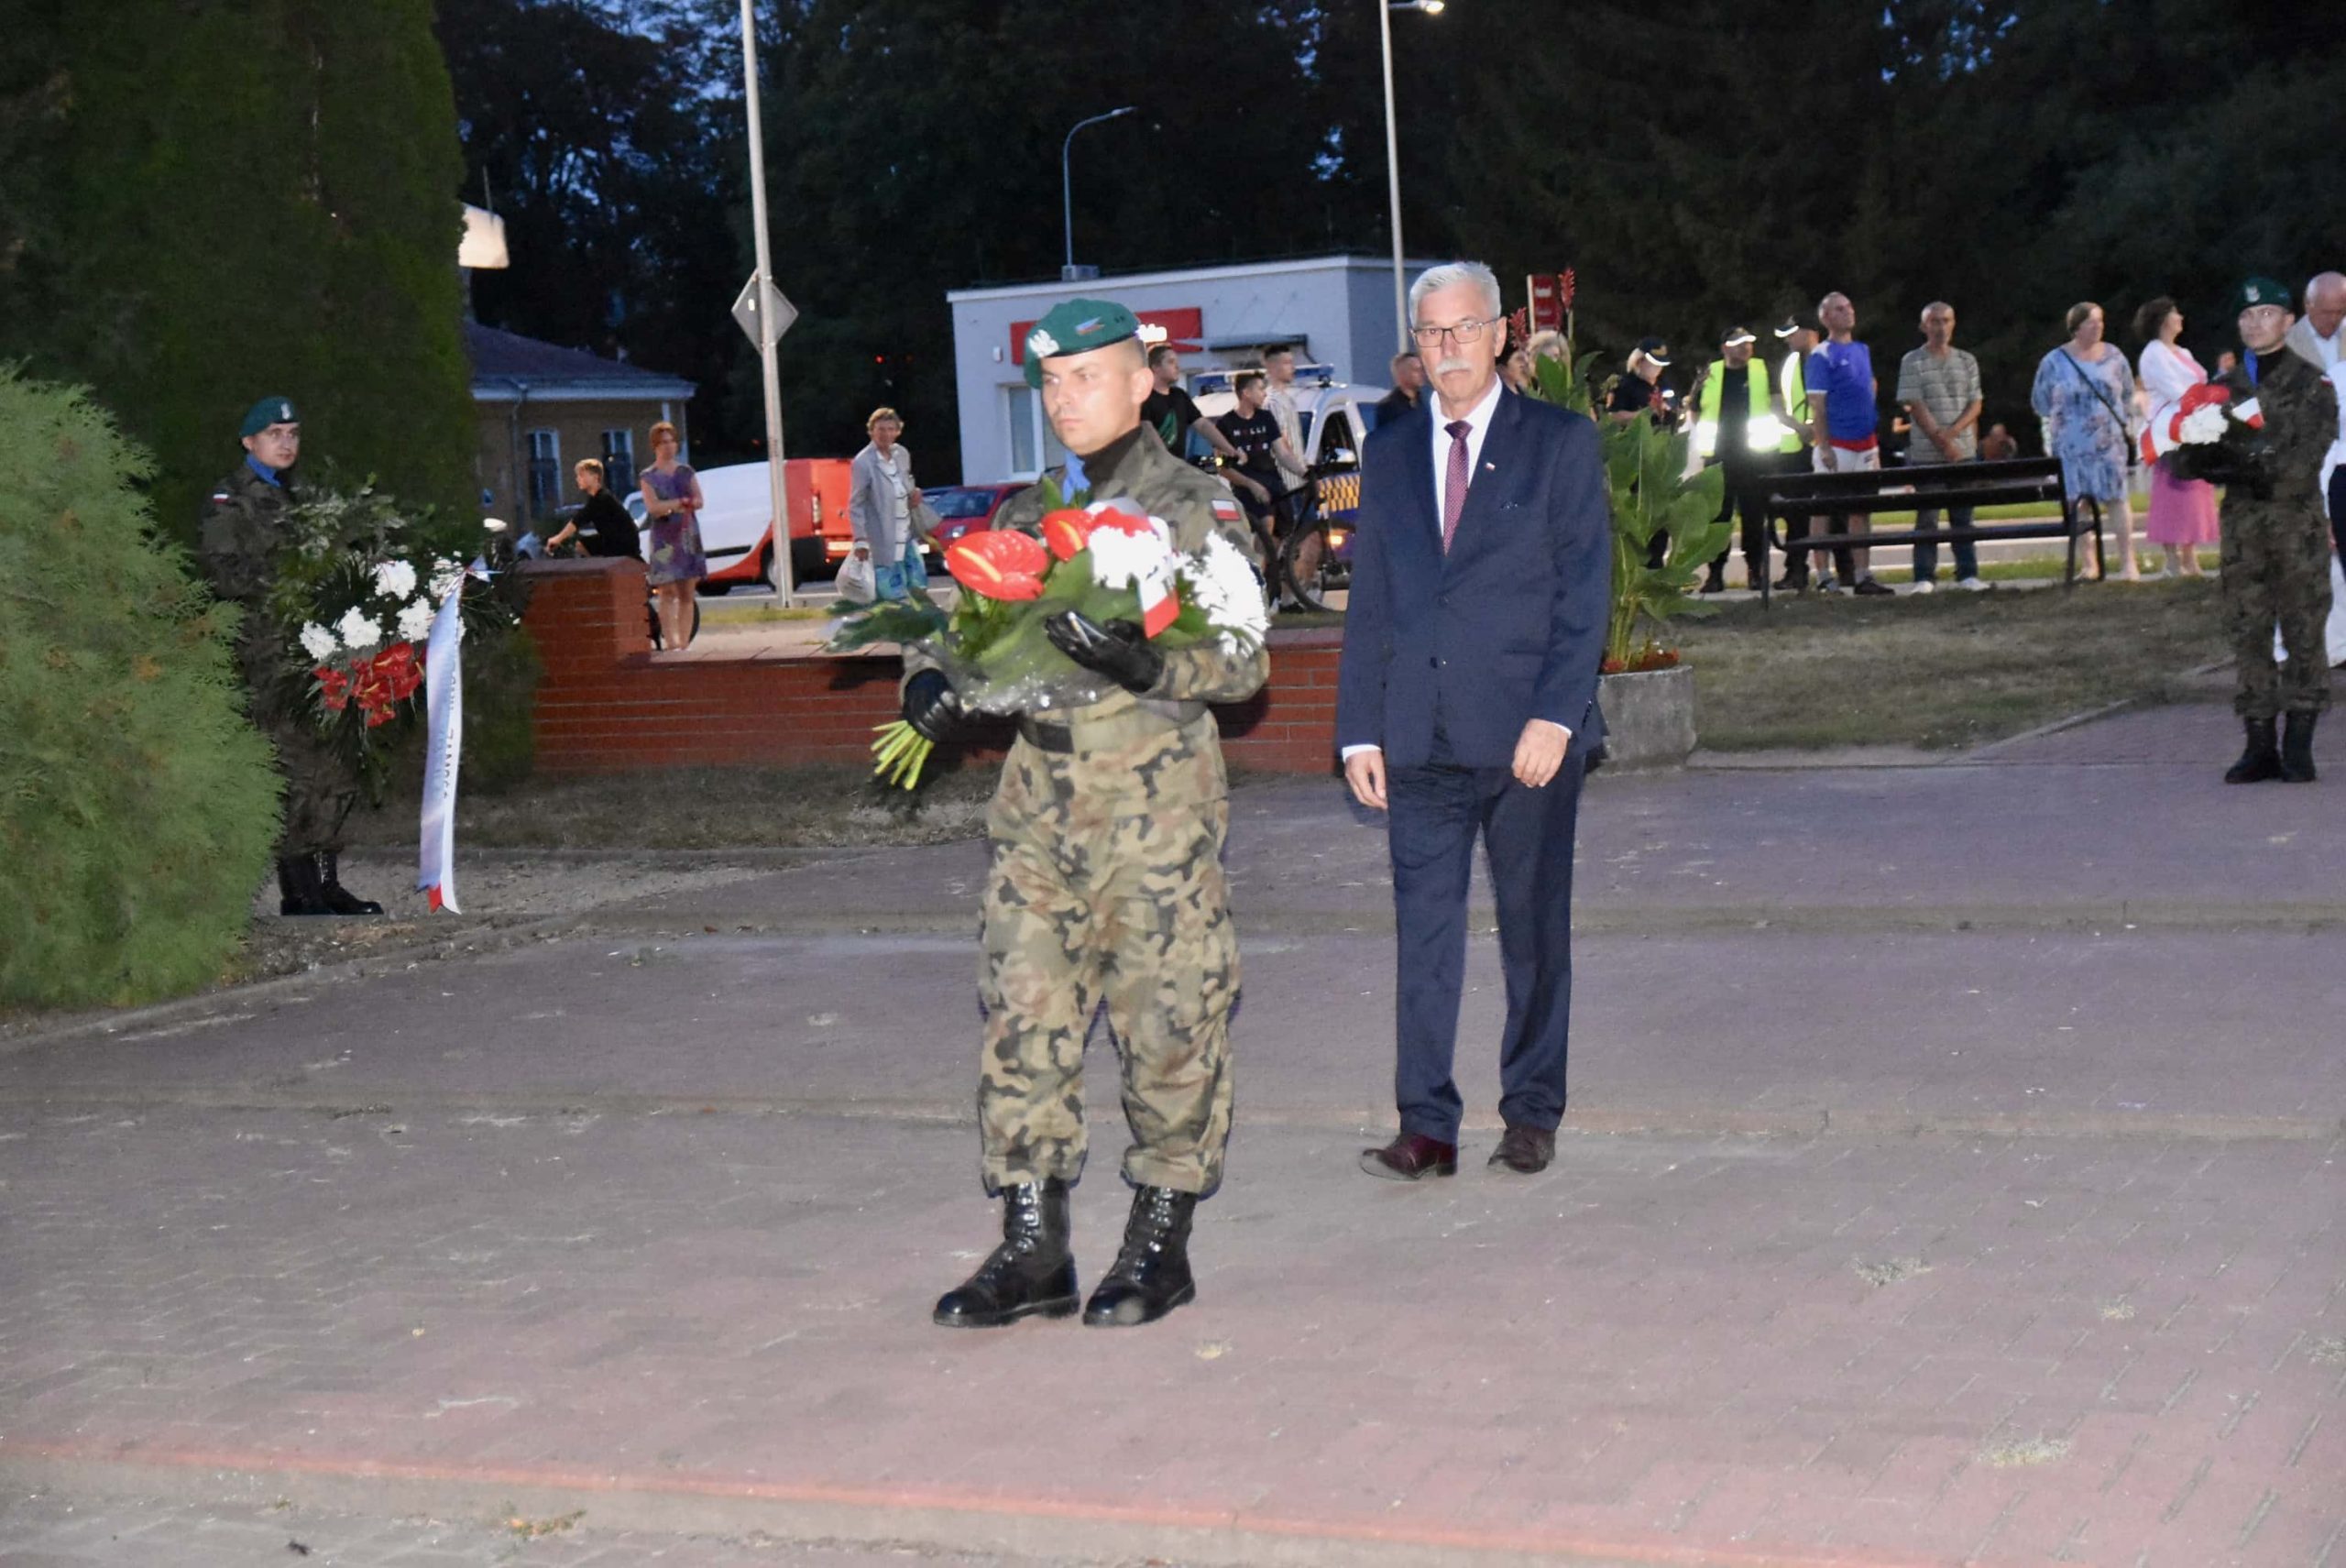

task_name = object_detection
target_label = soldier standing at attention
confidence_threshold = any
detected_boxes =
[199,398,384,916]
[2217,279,2338,784]
[902,299,1267,1330]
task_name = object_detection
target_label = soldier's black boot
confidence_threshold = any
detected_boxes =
[933,1179,1079,1328]
[2224,718,2283,784]
[2280,712,2319,784]
[315,851,384,916]
[1082,1186,1198,1329]
[277,856,332,916]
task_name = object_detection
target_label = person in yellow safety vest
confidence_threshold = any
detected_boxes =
[1769,314,1823,589]
[1693,326,1799,593]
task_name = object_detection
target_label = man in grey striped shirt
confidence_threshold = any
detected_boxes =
[1894,302,1988,592]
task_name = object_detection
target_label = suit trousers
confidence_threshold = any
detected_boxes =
[1385,722,1585,1145]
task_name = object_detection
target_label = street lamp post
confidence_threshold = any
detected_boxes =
[1378,0,1445,351]
[1062,106,1137,281]
[739,0,794,604]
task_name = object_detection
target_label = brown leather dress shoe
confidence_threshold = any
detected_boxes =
[1488,1123,1556,1174]
[1359,1132,1458,1180]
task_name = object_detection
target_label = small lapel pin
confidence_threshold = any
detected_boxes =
[1482,461,1497,472]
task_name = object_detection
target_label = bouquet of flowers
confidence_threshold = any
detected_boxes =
[2142,382,2273,494]
[265,486,520,789]
[826,483,1266,787]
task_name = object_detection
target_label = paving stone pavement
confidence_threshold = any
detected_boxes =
[2,701,2341,1568]
[0,1490,1107,1564]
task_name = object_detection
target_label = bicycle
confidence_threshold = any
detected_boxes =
[1269,461,1359,615]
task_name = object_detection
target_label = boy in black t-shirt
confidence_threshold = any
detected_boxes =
[1142,345,1244,464]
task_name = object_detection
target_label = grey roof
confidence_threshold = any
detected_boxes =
[466,321,696,400]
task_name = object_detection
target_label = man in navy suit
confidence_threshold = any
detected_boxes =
[1335,261,1613,1179]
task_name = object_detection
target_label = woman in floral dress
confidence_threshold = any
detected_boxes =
[2032,302,2142,580]
[639,420,706,650]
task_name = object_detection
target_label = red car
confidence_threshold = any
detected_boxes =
[922,483,1030,554]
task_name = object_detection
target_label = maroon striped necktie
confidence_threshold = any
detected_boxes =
[1442,420,1472,552]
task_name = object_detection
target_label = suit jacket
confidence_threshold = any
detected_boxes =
[1334,389,1612,769]
[849,443,917,566]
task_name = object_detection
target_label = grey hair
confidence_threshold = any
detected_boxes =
[1409,261,1503,325]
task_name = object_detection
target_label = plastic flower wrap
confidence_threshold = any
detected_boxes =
[828,481,1268,787]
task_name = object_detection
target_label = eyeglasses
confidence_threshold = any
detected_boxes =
[1409,318,1496,346]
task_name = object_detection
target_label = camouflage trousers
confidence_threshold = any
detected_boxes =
[2220,499,2336,719]
[974,716,1240,1198]
[261,709,358,856]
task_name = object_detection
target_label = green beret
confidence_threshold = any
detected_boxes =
[240,396,300,438]
[2231,277,2294,315]
[1022,299,1142,389]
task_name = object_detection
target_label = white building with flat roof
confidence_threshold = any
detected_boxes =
[946,254,1436,483]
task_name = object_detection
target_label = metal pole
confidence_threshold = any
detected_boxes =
[740,0,795,605]
[1379,0,1408,351]
[1061,107,1136,278]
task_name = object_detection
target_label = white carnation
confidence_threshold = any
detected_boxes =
[298,622,339,662]
[398,597,437,642]
[1182,531,1270,652]
[372,559,418,600]
[336,605,385,651]
[2177,406,2227,445]
[1085,504,1175,592]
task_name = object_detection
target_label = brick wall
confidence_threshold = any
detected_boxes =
[521,559,1341,775]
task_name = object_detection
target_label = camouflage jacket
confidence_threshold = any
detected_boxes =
[2218,352,2338,511]
[914,425,1269,722]
[199,462,301,717]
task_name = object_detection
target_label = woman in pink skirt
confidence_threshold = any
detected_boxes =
[2133,297,2218,577]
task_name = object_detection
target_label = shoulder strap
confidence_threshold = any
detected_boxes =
[2059,348,2130,428]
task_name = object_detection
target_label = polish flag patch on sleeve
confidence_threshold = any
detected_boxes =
[1211,498,1242,523]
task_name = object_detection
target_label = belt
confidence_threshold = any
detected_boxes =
[1017,718,1075,753]
[1015,698,1208,757]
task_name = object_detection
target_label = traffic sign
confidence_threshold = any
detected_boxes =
[732,272,798,348]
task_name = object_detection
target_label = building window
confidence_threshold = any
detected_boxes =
[601,429,635,494]
[1005,389,1067,479]
[525,429,560,521]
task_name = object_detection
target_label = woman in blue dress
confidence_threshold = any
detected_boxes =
[639,420,707,649]
[2032,302,2142,580]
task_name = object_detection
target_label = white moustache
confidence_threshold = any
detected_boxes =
[1435,357,1475,378]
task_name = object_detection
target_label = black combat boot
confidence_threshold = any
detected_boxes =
[2279,712,2319,784]
[933,1178,1079,1328]
[1082,1186,1198,1328]
[315,851,384,915]
[278,856,332,916]
[2224,718,2283,784]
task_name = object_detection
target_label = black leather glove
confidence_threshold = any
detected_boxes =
[1044,611,1164,696]
[901,669,966,742]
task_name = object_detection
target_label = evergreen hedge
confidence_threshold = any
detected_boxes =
[0,2,476,547]
[0,369,281,1010]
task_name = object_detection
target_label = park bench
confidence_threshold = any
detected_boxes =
[1759,455,2103,607]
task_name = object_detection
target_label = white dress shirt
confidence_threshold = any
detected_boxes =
[1429,374,1504,522]
[1345,378,1564,762]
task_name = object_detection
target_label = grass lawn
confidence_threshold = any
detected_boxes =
[1674,576,2227,751]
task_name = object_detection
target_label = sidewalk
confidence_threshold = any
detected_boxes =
[2,700,2341,1567]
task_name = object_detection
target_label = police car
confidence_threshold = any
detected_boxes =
[1182,366,1379,609]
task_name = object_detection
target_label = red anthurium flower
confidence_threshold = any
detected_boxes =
[1040,509,1098,561]
[948,529,1051,599]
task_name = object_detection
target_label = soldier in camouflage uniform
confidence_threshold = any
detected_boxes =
[199,397,383,916]
[903,300,1268,1330]
[2214,280,2338,784]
